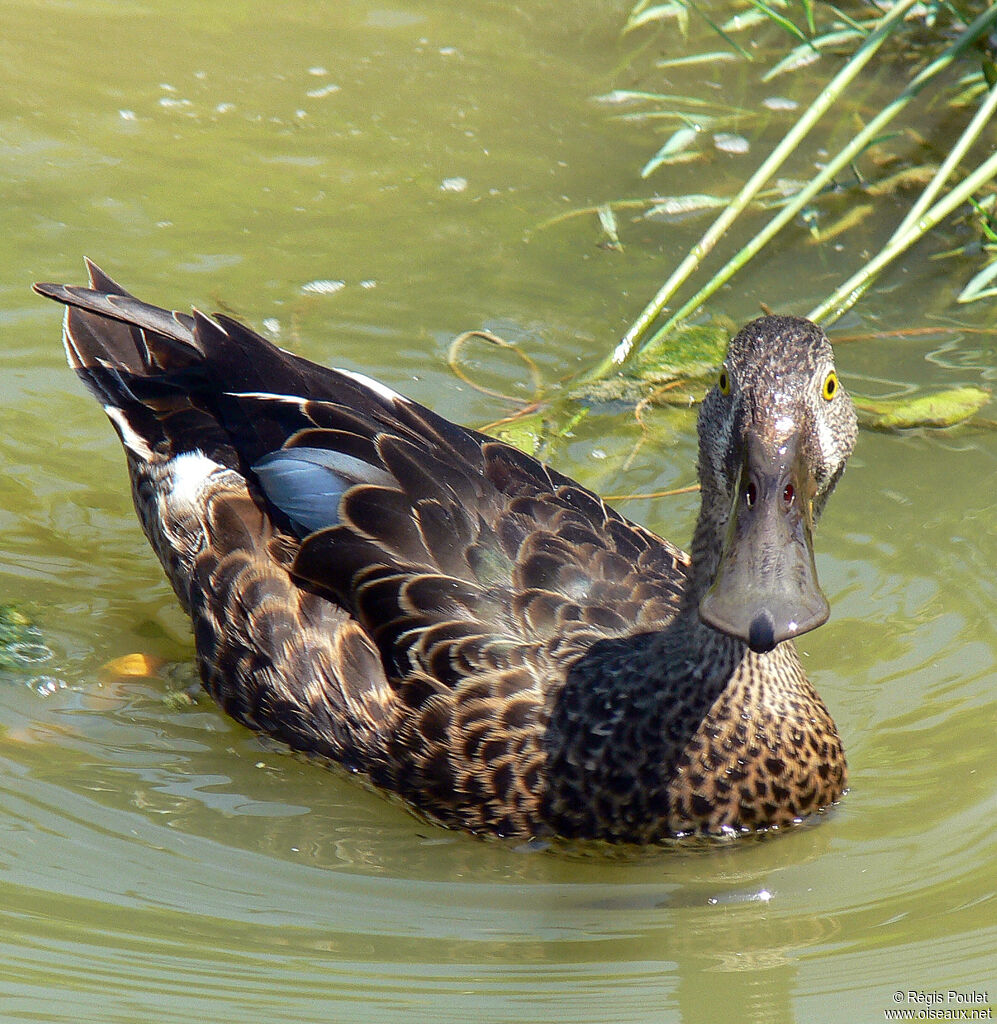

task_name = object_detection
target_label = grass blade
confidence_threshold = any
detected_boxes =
[811,146,997,324]
[957,256,997,303]
[744,0,814,46]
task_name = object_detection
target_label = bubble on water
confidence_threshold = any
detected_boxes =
[29,675,66,697]
[9,641,53,665]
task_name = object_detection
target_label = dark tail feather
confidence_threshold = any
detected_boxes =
[34,261,235,462]
[35,260,347,401]
[33,259,202,387]
[35,261,443,469]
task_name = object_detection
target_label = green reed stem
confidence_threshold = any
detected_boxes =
[807,74,997,321]
[893,81,997,243]
[583,0,921,384]
[810,146,997,324]
[646,4,997,346]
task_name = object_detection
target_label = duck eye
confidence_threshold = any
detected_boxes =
[718,369,731,395]
[822,371,838,401]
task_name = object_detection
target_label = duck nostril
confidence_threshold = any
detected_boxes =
[783,482,794,506]
[745,482,757,508]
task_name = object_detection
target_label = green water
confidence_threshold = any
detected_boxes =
[2,2,995,1022]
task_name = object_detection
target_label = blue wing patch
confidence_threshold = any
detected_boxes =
[253,446,395,535]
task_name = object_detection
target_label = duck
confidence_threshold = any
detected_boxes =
[34,260,858,844]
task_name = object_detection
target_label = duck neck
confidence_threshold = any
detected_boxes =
[680,483,730,623]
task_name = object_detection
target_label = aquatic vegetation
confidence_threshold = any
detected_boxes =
[592,0,997,378]
[452,317,990,466]
[498,3,997,456]
[0,604,52,672]
[573,321,991,432]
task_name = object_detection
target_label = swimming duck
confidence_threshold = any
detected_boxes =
[35,261,857,843]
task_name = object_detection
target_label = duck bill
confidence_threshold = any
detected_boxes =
[699,429,829,653]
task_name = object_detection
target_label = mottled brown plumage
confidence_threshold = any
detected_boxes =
[35,261,857,843]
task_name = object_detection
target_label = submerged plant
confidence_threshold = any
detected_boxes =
[0,604,51,671]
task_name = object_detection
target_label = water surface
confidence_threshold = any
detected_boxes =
[2,2,995,1022]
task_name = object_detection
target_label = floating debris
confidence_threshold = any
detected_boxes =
[597,204,623,251]
[723,6,777,31]
[624,1,687,33]
[592,89,659,107]
[657,51,739,70]
[159,97,193,111]
[865,165,938,196]
[713,132,749,154]
[806,202,874,243]
[763,29,863,81]
[773,177,807,197]
[30,676,66,697]
[644,194,729,221]
[958,258,997,304]
[101,652,165,681]
[641,127,700,178]
[306,83,340,99]
[570,323,989,432]
[163,688,198,710]
[440,177,468,193]
[301,279,346,295]
[574,319,732,406]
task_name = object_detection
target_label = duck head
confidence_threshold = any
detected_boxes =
[695,316,858,653]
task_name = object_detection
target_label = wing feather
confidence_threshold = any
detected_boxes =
[36,263,693,835]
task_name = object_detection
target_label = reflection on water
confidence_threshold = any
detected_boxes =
[1,0,995,1021]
